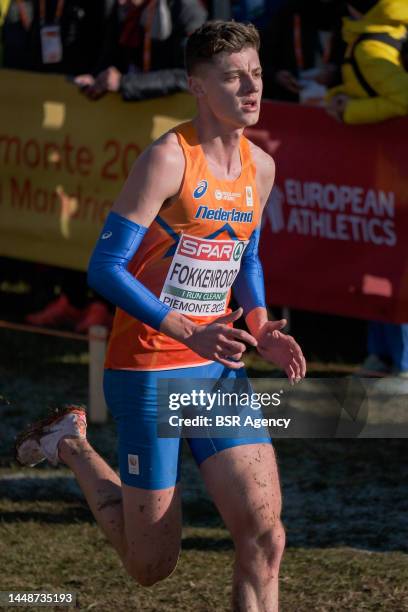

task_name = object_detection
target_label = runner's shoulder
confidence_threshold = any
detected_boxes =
[248,141,276,204]
[127,129,185,201]
[145,130,185,176]
[248,141,275,180]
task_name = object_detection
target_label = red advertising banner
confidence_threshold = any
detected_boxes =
[249,102,408,323]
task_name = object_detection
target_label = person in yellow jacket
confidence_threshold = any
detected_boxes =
[326,0,408,123]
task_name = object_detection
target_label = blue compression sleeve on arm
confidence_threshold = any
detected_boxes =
[233,227,266,317]
[88,211,171,330]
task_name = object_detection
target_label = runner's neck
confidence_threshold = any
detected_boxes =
[192,117,244,182]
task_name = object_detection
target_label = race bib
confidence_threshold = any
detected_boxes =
[40,25,63,64]
[160,234,248,317]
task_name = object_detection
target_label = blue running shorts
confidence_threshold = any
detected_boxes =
[104,362,272,489]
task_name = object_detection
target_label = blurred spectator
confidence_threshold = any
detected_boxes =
[25,266,113,333]
[1,0,116,74]
[325,0,408,378]
[0,0,11,65]
[1,1,206,330]
[1,0,117,331]
[358,323,408,378]
[260,0,346,103]
[232,0,283,29]
[326,0,408,123]
[208,0,231,20]
[74,0,207,101]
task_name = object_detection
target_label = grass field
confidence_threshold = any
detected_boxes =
[1,325,408,611]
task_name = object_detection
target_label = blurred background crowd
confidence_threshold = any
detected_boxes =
[0,0,407,377]
[2,1,407,116]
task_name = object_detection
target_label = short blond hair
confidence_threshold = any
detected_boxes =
[185,20,260,75]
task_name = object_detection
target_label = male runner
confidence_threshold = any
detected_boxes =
[16,21,306,612]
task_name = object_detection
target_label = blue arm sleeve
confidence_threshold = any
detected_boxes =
[87,211,171,331]
[233,227,266,317]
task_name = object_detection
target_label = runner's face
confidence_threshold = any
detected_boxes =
[192,47,263,128]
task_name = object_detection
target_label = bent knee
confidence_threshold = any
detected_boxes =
[123,552,179,587]
[236,520,286,574]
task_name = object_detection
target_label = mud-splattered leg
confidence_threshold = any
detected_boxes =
[58,438,181,585]
[199,443,284,612]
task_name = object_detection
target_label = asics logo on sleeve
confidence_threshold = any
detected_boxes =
[193,179,208,199]
[102,231,113,240]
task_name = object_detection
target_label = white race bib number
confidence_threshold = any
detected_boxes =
[160,234,247,317]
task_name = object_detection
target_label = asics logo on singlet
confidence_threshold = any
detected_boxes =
[193,179,208,199]
[101,231,112,239]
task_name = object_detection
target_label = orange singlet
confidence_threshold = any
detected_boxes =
[105,121,261,371]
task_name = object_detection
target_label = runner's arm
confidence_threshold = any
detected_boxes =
[88,211,170,329]
[232,225,266,317]
[87,134,184,331]
[238,145,275,338]
[244,145,306,380]
[88,134,256,367]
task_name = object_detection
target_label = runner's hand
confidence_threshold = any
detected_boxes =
[256,319,306,383]
[184,308,257,369]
